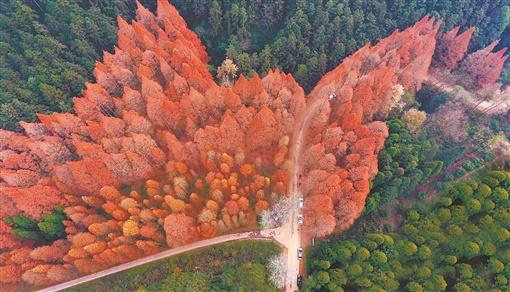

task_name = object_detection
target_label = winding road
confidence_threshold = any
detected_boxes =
[37,98,328,292]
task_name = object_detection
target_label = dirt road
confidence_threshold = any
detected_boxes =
[283,97,328,292]
[37,230,277,292]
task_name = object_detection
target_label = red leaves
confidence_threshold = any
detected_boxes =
[298,16,442,236]
[303,195,335,238]
[0,222,20,250]
[435,27,475,70]
[163,214,197,248]
[0,1,481,286]
[459,41,509,89]
[246,106,278,154]
[432,27,508,90]
[71,233,96,248]
[0,170,39,187]
[224,200,240,216]
[303,143,337,172]
[0,265,22,284]
[2,185,66,220]
[29,240,70,263]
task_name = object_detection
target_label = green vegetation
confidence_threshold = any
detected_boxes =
[306,170,510,291]
[66,240,280,292]
[434,142,466,170]
[174,0,510,90]
[0,0,139,130]
[4,206,66,244]
[415,85,449,114]
[364,119,442,215]
[1,0,509,130]
[490,115,510,141]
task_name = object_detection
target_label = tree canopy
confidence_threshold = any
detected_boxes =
[1,0,509,130]
[306,170,510,291]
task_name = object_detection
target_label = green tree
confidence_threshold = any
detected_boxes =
[328,268,348,286]
[406,281,424,292]
[208,1,223,37]
[4,206,67,244]
[488,258,505,274]
[305,171,510,291]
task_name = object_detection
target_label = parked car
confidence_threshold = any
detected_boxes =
[297,214,303,224]
[297,247,303,260]
[297,275,303,287]
[298,197,304,208]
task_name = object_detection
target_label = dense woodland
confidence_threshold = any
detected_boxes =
[0,2,302,287]
[0,0,139,131]
[174,0,510,88]
[364,119,443,216]
[306,170,510,291]
[1,0,509,130]
[0,0,509,290]
[0,0,447,286]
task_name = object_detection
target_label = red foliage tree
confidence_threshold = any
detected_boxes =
[224,200,240,215]
[434,27,475,70]
[300,16,441,236]
[0,265,23,284]
[163,214,198,247]
[2,185,66,220]
[30,240,70,263]
[46,265,78,283]
[0,1,483,286]
[458,40,509,89]
[303,195,336,237]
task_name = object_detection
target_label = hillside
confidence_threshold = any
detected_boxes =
[0,0,446,288]
[1,0,508,131]
[0,1,509,290]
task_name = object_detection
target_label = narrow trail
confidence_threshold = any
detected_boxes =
[425,74,504,114]
[37,98,328,292]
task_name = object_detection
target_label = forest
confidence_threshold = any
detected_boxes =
[1,0,509,130]
[363,119,443,216]
[305,170,510,291]
[0,0,432,286]
[0,0,509,290]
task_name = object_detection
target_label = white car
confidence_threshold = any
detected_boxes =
[297,247,303,260]
[298,197,304,209]
[297,214,303,224]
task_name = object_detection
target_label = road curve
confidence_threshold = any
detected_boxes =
[37,230,277,292]
[37,98,328,292]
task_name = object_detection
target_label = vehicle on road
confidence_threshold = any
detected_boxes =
[271,213,280,223]
[298,197,304,208]
[297,214,303,224]
[297,247,303,260]
[297,275,303,287]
